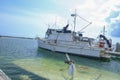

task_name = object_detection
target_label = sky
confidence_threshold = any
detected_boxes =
[0,0,120,43]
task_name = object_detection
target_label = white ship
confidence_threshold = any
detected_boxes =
[37,12,114,58]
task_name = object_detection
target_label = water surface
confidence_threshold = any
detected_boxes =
[0,37,120,80]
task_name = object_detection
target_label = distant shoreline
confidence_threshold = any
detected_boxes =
[0,35,34,40]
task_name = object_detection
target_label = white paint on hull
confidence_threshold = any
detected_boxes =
[38,39,102,58]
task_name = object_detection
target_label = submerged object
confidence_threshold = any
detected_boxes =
[0,69,11,80]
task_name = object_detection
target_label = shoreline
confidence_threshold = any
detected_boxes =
[0,35,34,40]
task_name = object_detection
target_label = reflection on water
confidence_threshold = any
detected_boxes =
[0,37,120,80]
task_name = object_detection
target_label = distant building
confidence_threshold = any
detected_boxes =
[116,43,120,52]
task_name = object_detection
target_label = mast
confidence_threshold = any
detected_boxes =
[71,9,77,32]
[71,9,92,32]
[103,25,106,36]
[74,9,77,32]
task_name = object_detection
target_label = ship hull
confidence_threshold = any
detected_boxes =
[38,38,103,58]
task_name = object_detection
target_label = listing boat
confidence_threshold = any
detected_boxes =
[37,12,114,58]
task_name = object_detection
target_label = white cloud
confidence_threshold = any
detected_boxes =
[70,0,120,38]
[110,14,120,23]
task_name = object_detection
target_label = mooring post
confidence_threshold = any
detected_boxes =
[65,53,75,80]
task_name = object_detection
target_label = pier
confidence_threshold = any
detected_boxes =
[106,51,120,56]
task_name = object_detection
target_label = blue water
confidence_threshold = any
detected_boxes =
[0,37,120,80]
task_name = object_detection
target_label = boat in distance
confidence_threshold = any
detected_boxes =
[37,12,115,58]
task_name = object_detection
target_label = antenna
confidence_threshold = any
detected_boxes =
[55,16,57,28]
[51,16,57,29]
[103,25,106,36]
[100,25,106,36]
[67,20,69,24]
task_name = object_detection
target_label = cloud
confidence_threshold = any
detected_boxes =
[108,14,120,37]
[73,0,120,37]
[105,11,120,23]
[103,0,120,37]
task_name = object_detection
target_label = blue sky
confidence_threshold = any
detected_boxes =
[0,0,120,43]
